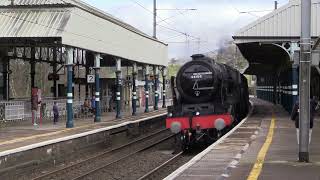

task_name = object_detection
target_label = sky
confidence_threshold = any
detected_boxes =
[82,0,289,59]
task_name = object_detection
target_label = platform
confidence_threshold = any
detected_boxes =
[0,108,166,155]
[165,98,320,180]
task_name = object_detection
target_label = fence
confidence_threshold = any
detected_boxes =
[0,97,172,122]
[0,101,25,121]
[0,99,89,122]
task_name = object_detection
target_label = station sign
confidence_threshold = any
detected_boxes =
[87,75,95,83]
[48,73,60,81]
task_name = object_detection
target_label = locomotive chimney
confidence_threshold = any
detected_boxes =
[191,54,205,60]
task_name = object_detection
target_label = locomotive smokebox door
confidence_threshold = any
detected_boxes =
[176,60,216,104]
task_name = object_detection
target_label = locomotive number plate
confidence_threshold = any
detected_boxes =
[190,72,212,79]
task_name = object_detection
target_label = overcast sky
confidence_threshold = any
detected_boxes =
[82,0,289,59]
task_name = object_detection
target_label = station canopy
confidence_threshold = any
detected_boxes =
[233,0,320,75]
[0,0,168,66]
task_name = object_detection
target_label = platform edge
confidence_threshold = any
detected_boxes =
[163,101,254,180]
[0,113,167,157]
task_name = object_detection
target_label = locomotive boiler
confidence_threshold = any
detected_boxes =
[166,54,249,149]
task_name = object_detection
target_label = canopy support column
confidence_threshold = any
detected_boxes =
[66,47,74,128]
[132,63,137,116]
[3,57,9,100]
[85,65,90,99]
[292,65,299,111]
[154,66,159,110]
[94,54,101,122]
[30,47,36,90]
[144,65,149,113]
[162,67,167,108]
[53,47,58,98]
[116,59,122,119]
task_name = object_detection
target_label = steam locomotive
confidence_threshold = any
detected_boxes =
[166,54,249,149]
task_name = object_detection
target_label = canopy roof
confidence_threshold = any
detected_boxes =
[0,0,168,66]
[234,0,320,44]
[233,0,320,75]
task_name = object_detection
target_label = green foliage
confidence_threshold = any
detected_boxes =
[214,40,248,72]
[245,75,255,87]
[168,64,181,78]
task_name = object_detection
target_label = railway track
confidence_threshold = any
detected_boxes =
[137,151,184,180]
[73,134,175,180]
[32,108,248,180]
[32,128,173,180]
[108,109,167,124]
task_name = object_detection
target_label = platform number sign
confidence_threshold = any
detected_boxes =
[87,75,95,83]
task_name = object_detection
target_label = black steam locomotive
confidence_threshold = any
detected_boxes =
[166,54,249,149]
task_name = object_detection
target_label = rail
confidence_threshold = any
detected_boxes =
[138,151,184,180]
[32,129,172,180]
[72,134,175,180]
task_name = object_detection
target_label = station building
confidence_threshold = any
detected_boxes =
[0,0,168,122]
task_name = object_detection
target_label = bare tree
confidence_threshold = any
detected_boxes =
[215,39,248,72]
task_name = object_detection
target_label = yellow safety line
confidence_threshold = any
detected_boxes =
[247,115,276,180]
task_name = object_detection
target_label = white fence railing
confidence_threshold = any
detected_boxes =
[0,98,172,122]
[0,99,90,122]
[0,101,25,121]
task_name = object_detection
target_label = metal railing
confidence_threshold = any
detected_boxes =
[0,101,25,121]
[0,99,87,122]
[0,98,172,122]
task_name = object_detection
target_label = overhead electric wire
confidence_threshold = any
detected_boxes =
[129,0,200,41]
[156,10,189,24]
[226,0,278,18]
[129,0,154,14]
[239,9,273,13]
[163,33,186,41]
